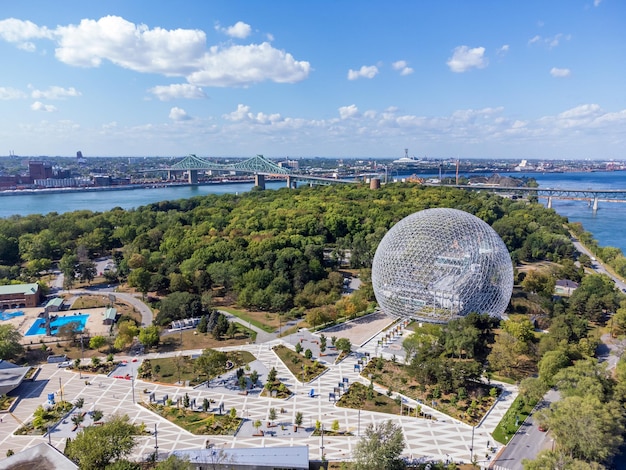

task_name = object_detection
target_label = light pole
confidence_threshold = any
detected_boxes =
[59,377,63,402]
[470,425,475,462]
[320,423,325,461]
[154,423,158,457]
[357,407,361,437]
[131,376,135,404]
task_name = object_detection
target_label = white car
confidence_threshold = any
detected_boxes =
[57,361,71,368]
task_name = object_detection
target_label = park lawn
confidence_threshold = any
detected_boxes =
[140,350,255,385]
[162,324,255,352]
[273,344,327,383]
[219,307,277,333]
[66,295,143,324]
[142,403,241,435]
[362,359,497,426]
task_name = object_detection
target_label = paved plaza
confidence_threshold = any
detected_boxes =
[0,314,517,466]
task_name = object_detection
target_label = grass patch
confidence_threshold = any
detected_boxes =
[219,308,276,333]
[490,374,517,385]
[273,344,327,383]
[69,295,109,309]
[362,358,498,426]
[141,403,241,435]
[492,394,537,444]
[138,350,255,385]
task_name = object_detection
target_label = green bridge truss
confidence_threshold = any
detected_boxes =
[168,154,292,175]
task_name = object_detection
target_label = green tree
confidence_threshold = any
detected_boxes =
[522,450,606,470]
[114,320,139,351]
[127,267,151,298]
[537,395,623,463]
[138,325,160,349]
[353,420,405,470]
[0,324,24,360]
[335,337,352,354]
[538,349,570,387]
[64,414,139,470]
[194,349,228,385]
[89,336,107,351]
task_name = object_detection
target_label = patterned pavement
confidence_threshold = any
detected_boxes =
[0,323,517,466]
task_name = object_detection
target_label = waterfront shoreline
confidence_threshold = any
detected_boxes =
[0,178,262,197]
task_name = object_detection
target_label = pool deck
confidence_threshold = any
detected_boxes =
[1,306,113,344]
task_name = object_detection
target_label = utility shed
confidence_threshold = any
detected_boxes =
[103,307,117,325]
[172,445,309,470]
[44,297,64,312]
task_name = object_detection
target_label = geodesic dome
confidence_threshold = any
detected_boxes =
[372,208,513,323]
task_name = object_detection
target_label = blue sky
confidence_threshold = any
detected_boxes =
[0,0,624,159]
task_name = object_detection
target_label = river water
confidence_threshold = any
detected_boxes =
[1,171,625,253]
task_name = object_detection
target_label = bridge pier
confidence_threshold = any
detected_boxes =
[593,196,599,211]
[255,174,266,190]
[547,196,552,209]
[286,175,297,189]
[188,170,198,185]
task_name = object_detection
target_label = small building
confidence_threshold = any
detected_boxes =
[44,297,64,312]
[0,283,41,309]
[171,446,309,470]
[0,442,79,469]
[555,279,579,296]
[103,307,117,325]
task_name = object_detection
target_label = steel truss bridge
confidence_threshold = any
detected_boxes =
[158,154,355,189]
[426,183,626,211]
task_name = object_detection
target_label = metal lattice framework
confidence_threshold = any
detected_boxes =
[372,208,513,323]
[168,154,291,175]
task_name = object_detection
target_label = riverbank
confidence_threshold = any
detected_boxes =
[0,178,263,197]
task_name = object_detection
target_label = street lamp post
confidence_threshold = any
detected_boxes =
[470,425,475,462]
[154,423,159,457]
[357,408,360,437]
[131,376,135,404]
[59,377,63,402]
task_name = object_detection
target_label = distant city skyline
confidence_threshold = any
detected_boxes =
[0,1,624,159]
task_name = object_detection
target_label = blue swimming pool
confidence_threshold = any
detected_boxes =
[0,310,24,321]
[25,314,89,336]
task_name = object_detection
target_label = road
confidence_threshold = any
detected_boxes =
[491,389,559,470]
[570,236,626,291]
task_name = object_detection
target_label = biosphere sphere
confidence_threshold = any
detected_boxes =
[372,208,513,323]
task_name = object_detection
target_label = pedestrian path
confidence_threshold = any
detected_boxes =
[0,332,514,466]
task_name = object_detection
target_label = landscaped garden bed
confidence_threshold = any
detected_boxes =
[14,401,74,435]
[337,382,428,418]
[141,403,242,435]
[137,350,255,385]
[0,395,17,412]
[260,366,293,399]
[273,344,327,383]
[361,358,498,425]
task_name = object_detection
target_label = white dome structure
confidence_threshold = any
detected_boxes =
[372,208,513,323]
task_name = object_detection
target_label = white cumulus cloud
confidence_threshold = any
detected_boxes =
[0,87,26,99]
[497,45,510,56]
[222,104,281,124]
[550,67,571,78]
[0,16,311,88]
[347,65,379,80]
[169,107,191,121]
[339,104,359,119]
[31,86,81,99]
[216,21,252,39]
[447,46,488,73]
[31,101,57,112]
[392,60,413,76]
[149,84,206,101]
